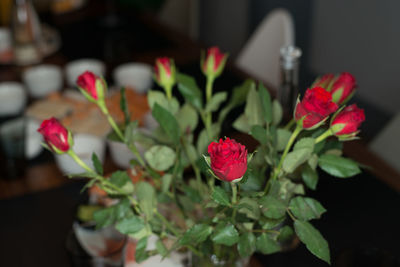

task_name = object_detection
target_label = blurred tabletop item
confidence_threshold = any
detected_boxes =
[0,1,398,266]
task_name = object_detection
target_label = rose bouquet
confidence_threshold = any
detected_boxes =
[38,47,365,266]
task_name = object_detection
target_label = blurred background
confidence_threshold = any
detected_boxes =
[0,0,399,266]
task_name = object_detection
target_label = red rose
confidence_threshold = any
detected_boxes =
[37,117,71,153]
[208,138,248,182]
[330,72,356,104]
[202,46,228,77]
[312,73,335,89]
[154,57,176,89]
[295,87,338,129]
[331,104,365,136]
[77,71,99,100]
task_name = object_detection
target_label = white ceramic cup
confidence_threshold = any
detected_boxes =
[112,62,153,94]
[22,64,63,98]
[55,134,105,174]
[0,82,27,116]
[25,118,43,159]
[65,58,106,88]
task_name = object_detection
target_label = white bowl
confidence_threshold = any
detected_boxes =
[55,134,105,175]
[0,82,27,116]
[112,63,153,94]
[65,58,106,88]
[25,118,43,159]
[22,64,63,98]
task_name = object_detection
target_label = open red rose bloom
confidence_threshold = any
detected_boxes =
[37,117,70,152]
[208,138,248,182]
[295,87,338,129]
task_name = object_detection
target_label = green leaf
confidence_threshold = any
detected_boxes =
[115,215,145,234]
[278,178,305,204]
[260,217,285,230]
[302,164,319,190]
[211,224,239,246]
[180,224,213,245]
[135,237,149,263]
[212,186,231,206]
[237,197,260,220]
[276,129,292,151]
[245,85,264,126]
[258,83,272,124]
[93,207,114,228]
[91,152,103,175]
[120,87,131,126]
[147,90,179,114]
[233,114,251,133]
[259,195,286,219]
[272,100,283,126]
[109,171,134,194]
[152,103,181,145]
[289,197,326,221]
[156,240,168,257]
[124,120,139,146]
[136,182,156,220]
[176,104,198,133]
[282,138,315,173]
[161,174,173,193]
[144,145,176,171]
[177,73,203,110]
[277,225,295,242]
[205,92,227,113]
[238,232,256,258]
[250,125,267,145]
[293,137,315,152]
[318,154,361,178]
[294,220,330,264]
[256,233,281,254]
[109,170,130,187]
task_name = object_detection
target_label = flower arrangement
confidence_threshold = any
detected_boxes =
[38,47,365,265]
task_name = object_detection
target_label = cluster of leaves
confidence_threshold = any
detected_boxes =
[231,81,361,263]
[88,73,361,264]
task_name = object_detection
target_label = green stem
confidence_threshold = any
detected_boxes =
[284,119,295,130]
[165,84,172,100]
[101,107,148,169]
[67,150,94,173]
[155,211,203,257]
[270,124,302,182]
[287,209,296,221]
[205,75,215,132]
[182,137,203,193]
[315,128,334,143]
[231,183,238,220]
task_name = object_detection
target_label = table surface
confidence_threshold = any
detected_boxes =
[0,1,399,266]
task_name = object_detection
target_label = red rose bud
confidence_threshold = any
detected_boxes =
[202,46,228,78]
[311,73,335,90]
[295,87,338,129]
[37,117,72,154]
[76,71,106,103]
[330,72,356,105]
[154,57,176,89]
[330,104,365,139]
[207,138,248,182]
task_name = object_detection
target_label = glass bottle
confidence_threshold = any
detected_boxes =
[278,45,302,116]
[11,0,42,65]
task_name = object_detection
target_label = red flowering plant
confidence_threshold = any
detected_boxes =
[38,48,365,265]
